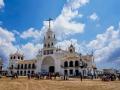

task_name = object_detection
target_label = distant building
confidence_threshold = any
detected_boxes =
[8,19,96,76]
[9,52,36,76]
[103,68,118,74]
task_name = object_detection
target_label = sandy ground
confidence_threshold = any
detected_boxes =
[0,77,120,90]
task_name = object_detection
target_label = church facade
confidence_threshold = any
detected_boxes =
[8,19,96,76]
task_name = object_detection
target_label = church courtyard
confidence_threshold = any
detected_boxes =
[0,77,120,90]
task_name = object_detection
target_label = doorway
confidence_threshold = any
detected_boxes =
[49,66,55,73]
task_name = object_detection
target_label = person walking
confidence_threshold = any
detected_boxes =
[79,72,83,81]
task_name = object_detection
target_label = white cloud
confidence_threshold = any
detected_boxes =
[20,0,89,41]
[88,23,120,63]
[52,0,89,40]
[0,27,15,43]
[13,30,20,36]
[89,12,99,21]
[78,14,83,18]
[0,27,17,66]
[21,43,43,59]
[0,27,43,65]
[0,0,4,8]
[20,28,41,39]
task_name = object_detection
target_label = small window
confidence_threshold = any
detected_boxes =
[21,57,23,60]
[50,50,53,54]
[24,64,27,69]
[28,71,30,74]
[48,36,50,39]
[18,56,20,59]
[69,69,73,75]
[64,61,68,67]
[69,61,73,67]
[28,64,31,69]
[31,71,34,74]
[17,64,20,69]
[75,61,79,67]
[32,64,35,69]
[14,56,16,59]
[48,44,50,48]
[10,57,12,59]
[11,65,14,69]
[70,49,73,53]
[44,44,46,47]
[44,51,46,55]
[51,42,53,46]
[17,71,19,75]
[64,70,68,75]
[21,64,23,69]
[20,71,23,76]
[24,71,26,76]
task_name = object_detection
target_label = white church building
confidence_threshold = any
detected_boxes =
[9,19,97,76]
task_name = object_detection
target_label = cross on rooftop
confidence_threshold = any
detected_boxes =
[46,18,53,30]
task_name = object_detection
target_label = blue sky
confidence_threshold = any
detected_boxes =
[0,0,120,69]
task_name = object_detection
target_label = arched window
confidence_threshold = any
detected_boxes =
[75,70,79,76]
[21,64,23,69]
[17,71,19,75]
[69,69,73,75]
[20,71,23,76]
[14,56,16,59]
[44,44,46,47]
[24,64,27,69]
[44,50,46,55]
[64,61,68,67]
[31,71,34,74]
[64,70,68,75]
[24,71,26,76]
[48,36,50,39]
[21,57,23,60]
[28,70,30,74]
[75,61,79,67]
[10,56,12,59]
[50,50,53,54]
[32,63,35,69]
[69,61,73,67]
[48,43,50,48]
[11,65,14,69]
[18,56,20,59]
[70,49,73,53]
[17,64,20,69]
[51,42,53,46]
[28,64,31,69]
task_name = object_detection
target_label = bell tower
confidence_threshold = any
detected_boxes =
[68,44,75,53]
[43,18,56,55]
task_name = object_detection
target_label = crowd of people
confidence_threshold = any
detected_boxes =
[27,72,60,80]
[101,73,120,81]
[0,71,120,82]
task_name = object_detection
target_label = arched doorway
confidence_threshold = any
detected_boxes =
[49,66,54,73]
[41,56,55,73]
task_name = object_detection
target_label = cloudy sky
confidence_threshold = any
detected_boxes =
[0,0,120,69]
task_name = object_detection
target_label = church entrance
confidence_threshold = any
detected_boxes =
[41,56,55,73]
[49,66,55,73]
